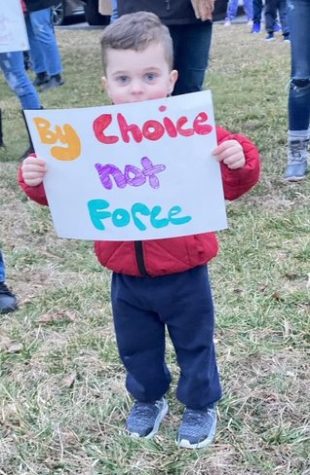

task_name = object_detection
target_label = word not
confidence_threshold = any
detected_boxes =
[33,117,81,161]
[95,156,166,190]
[88,199,192,231]
[93,105,213,145]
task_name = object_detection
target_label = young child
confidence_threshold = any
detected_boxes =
[18,12,260,449]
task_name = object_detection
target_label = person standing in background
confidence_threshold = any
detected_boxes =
[117,0,214,96]
[24,0,64,90]
[0,0,42,158]
[283,0,310,181]
[264,0,289,41]
[224,0,253,26]
[251,0,263,32]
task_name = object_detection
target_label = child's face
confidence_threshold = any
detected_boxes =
[102,42,178,104]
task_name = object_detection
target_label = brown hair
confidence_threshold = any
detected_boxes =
[100,11,174,72]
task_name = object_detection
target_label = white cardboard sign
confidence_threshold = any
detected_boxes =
[25,91,227,241]
[0,0,29,53]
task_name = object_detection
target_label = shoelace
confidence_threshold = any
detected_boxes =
[131,402,158,419]
[289,141,309,164]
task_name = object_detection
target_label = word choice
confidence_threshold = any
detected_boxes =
[93,105,213,144]
[88,199,192,231]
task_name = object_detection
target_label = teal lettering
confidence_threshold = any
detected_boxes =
[88,199,111,230]
[87,200,192,232]
[131,203,151,231]
[150,205,169,228]
[168,206,192,225]
[112,208,130,227]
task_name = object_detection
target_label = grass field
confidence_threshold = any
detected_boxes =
[0,22,309,475]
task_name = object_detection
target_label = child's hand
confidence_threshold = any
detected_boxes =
[22,156,47,186]
[213,140,246,170]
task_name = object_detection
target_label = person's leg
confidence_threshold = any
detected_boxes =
[284,0,310,180]
[0,52,41,109]
[156,266,221,449]
[0,251,18,314]
[160,267,221,409]
[265,0,277,37]
[28,8,63,79]
[243,0,254,21]
[253,0,263,22]
[169,22,212,95]
[111,273,171,402]
[252,0,263,31]
[278,0,290,38]
[225,0,239,21]
[111,272,170,437]
[25,12,47,77]
[110,0,118,22]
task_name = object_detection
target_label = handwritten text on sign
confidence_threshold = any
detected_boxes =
[24,91,227,240]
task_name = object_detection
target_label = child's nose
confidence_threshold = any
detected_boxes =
[130,80,144,95]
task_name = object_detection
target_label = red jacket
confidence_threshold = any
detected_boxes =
[18,126,260,277]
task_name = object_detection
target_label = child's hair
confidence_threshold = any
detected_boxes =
[100,12,174,72]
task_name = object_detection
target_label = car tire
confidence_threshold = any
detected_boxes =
[52,0,66,26]
[84,0,110,25]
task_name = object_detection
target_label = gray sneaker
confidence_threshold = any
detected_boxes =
[284,141,308,182]
[126,398,168,438]
[177,406,217,449]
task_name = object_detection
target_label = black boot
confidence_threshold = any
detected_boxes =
[33,71,49,87]
[0,281,18,314]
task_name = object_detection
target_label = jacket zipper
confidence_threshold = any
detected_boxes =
[134,241,149,276]
[165,0,171,11]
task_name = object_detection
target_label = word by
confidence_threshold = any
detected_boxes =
[95,156,166,190]
[88,199,192,232]
[93,105,213,145]
[33,117,81,161]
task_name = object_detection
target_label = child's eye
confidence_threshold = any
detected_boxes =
[144,72,158,82]
[116,75,130,85]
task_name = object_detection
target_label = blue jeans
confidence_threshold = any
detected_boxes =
[265,0,289,34]
[288,0,310,132]
[169,22,212,95]
[111,0,118,22]
[25,8,63,76]
[0,251,5,283]
[226,0,253,20]
[0,52,41,109]
[112,266,221,409]
[253,0,264,23]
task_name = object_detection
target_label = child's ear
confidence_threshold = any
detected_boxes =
[169,69,178,95]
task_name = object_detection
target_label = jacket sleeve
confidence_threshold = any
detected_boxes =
[17,159,49,206]
[216,125,261,201]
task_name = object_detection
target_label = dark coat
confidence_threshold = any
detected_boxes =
[117,0,204,25]
[24,0,58,12]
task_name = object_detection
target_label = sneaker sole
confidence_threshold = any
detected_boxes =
[128,400,169,439]
[283,175,307,182]
[176,415,217,449]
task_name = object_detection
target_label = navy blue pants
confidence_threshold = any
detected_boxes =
[111,266,222,410]
[169,22,212,96]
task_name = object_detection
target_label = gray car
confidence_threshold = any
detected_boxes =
[52,0,85,25]
[52,0,110,25]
